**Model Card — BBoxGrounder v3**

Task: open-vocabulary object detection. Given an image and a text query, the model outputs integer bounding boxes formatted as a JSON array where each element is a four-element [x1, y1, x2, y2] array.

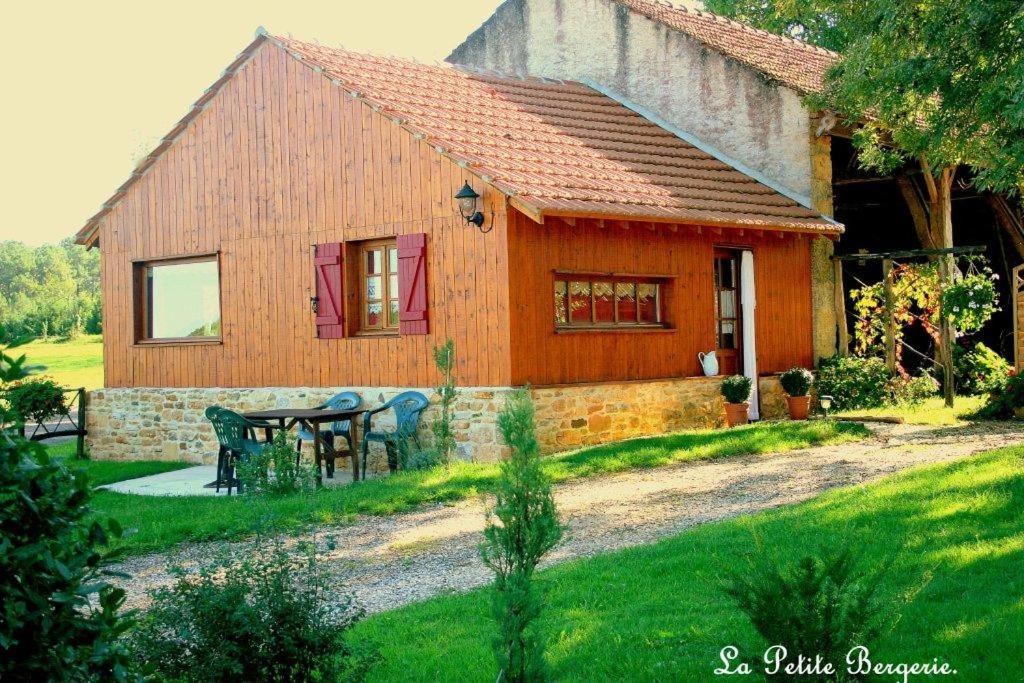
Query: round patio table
[[241, 407, 365, 483]]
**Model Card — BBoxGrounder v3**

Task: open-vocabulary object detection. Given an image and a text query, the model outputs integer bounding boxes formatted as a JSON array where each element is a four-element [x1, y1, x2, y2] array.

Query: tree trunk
[[924, 164, 957, 407]]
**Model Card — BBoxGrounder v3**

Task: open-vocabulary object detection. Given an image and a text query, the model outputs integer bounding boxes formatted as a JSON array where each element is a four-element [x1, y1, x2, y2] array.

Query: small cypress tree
[[480, 388, 563, 683], [431, 338, 458, 464]]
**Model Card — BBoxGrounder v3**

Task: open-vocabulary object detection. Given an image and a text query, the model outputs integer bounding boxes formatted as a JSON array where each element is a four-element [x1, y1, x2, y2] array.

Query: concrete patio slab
[[100, 465, 356, 496]]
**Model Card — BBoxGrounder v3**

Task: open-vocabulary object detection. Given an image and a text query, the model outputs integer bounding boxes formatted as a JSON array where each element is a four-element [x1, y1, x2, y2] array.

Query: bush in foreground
[[0, 343, 134, 680], [724, 549, 887, 682], [128, 543, 370, 682]]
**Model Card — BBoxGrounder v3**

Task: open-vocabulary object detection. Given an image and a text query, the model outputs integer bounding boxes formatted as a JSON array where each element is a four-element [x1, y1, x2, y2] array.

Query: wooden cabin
[[77, 31, 841, 463]]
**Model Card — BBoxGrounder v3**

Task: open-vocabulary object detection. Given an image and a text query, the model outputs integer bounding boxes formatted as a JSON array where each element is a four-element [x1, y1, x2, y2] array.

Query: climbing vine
[[848, 256, 998, 376]]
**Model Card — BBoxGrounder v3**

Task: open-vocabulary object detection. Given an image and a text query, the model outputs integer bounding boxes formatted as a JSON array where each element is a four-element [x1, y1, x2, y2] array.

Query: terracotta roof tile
[[612, 0, 839, 94], [272, 34, 838, 233]]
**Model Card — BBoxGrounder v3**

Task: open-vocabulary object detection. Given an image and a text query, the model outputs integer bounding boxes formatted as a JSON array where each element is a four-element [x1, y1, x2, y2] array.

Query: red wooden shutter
[[397, 233, 429, 335], [314, 242, 345, 339]]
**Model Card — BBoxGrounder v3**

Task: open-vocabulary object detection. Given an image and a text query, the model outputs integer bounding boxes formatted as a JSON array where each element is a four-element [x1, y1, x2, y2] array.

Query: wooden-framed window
[[134, 254, 221, 343], [359, 239, 400, 332], [553, 275, 665, 328]]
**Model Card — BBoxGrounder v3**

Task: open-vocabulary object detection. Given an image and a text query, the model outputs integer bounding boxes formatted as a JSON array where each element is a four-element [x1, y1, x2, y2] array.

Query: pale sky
[[0, 0, 504, 246]]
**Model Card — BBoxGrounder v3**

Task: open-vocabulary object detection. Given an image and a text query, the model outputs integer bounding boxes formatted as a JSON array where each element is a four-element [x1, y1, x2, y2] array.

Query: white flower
[[954, 306, 961, 312]]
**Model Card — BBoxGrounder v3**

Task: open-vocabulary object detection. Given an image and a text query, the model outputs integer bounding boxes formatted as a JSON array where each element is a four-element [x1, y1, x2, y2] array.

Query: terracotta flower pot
[[724, 402, 750, 427], [786, 395, 811, 421]]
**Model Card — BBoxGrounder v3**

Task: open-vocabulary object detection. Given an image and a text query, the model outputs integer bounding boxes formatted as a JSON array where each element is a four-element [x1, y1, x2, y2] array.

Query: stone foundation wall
[[86, 386, 512, 469], [532, 375, 788, 453], [86, 376, 789, 465]]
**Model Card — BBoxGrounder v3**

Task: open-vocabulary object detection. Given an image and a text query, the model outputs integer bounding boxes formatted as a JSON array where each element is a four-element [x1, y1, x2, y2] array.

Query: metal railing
[[10, 387, 88, 458]]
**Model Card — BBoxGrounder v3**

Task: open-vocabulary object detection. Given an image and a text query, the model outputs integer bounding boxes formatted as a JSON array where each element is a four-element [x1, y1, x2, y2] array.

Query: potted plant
[[720, 375, 753, 427], [779, 367, 814, 420]]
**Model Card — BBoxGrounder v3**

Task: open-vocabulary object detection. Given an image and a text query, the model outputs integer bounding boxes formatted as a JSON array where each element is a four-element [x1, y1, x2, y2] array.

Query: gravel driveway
[[112, 421, 1024, 615]]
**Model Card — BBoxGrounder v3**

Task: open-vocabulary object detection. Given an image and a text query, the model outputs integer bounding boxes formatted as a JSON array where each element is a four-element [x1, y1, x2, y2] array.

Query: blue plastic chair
[[360, 391, 430, 474], [295, 391, 362, 465]]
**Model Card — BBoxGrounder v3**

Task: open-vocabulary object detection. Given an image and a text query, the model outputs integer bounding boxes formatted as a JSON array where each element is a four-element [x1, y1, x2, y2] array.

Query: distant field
[[18, 334, 103, 390]]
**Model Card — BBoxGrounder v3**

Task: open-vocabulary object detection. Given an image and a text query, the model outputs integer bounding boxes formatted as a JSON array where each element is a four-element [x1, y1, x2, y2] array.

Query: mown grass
[[79, 420, 868, 557], [48, 440, 190, 486], [351, 445, 1024, 682], [19, 334, 103, 390], [835, 395, 988, 426]]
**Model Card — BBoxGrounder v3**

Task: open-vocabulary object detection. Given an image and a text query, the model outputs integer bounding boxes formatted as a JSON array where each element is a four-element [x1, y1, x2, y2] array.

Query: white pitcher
[[698, 351, 719, 377]]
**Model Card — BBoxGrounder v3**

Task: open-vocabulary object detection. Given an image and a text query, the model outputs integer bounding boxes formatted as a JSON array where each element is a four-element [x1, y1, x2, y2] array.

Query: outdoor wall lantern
[[455, 182, 491, 233]]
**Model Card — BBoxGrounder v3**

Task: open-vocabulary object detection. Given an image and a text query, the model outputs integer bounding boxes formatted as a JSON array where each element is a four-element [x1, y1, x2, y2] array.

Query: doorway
[[714, 248, 743, 375]]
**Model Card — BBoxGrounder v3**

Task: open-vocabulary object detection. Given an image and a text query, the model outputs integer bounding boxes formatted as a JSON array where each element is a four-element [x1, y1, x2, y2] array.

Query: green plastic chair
[[216, 409, 271, 494], [360, 391, 429, 475]]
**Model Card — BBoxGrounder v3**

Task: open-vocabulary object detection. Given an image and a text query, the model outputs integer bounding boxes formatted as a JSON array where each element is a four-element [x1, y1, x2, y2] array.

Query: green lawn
[[351, 445, 1024, 682], [80, 420, 868, 557], [836, 395, 988, 426], [48, 441, 190, 486], [19, 334, 103, 390]]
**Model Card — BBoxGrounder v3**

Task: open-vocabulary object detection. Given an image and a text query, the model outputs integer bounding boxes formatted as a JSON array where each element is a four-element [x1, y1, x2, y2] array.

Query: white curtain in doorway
[[740, 250, 759, 420]]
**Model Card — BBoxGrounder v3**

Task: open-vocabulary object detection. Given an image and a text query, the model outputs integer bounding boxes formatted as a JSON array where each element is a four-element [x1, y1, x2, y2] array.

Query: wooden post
[[938, 256, 956, 407], [833, 259, 850, 356], [882, 258, 897, 373], [76, 388, 87, 459]]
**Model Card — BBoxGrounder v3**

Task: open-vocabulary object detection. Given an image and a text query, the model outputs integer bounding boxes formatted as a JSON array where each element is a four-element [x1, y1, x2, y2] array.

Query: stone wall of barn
[[449, 0, 815, 200], [85, 376, 788, 466]]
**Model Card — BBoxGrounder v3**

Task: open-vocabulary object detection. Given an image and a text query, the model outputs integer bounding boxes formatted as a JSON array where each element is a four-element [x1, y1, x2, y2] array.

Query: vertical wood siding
[[99, 42, 511, 389], [506, 212, 814, 386]]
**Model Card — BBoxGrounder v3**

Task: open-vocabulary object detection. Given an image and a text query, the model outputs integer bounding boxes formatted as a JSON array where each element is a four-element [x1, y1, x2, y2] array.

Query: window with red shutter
[[397, 233, 429, 335], [314, 242, 345, 339]]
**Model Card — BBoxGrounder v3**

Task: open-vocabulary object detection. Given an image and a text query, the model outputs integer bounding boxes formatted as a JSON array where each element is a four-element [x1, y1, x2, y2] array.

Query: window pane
[[389, 273, 399, 299], [554, 281, 568, 325], [366, 248, 382, 275], [569, 281, 592, 324], [716, 258, 735, 289], [366, 275, 382, 300], [387, 247, 398, 274], [720, 321, 737, 349], [389, 300, 399, 327], [719, 290, 736, 318], [616, 282, 637, 323], [367, 302, 383, 327], [637, 283, 659, 324], [148, 260, 220, 338], [593, 282, 614, 323]]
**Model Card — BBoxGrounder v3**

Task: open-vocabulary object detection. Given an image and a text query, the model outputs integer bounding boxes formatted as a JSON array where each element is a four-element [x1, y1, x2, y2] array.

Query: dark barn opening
[[830, 136, 1022, 369]]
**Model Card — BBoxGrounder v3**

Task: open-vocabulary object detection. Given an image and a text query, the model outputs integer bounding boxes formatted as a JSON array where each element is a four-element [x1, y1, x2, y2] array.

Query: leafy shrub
[[128, 543, 371, 682], [779, 367, 813, 397], [816, 355, 892, 411], [974, 371, 1024, 420], [887, 372, 939, 405], [5, 376, 66, 424], [237, 430, 316, 495], [954, 342, 1011, 395], [724, 550, 887, 682], [721, 375, 753, 404], [1, 427, 135, 680], [481, 388, 563, 683], [0, 344, 134, 680]]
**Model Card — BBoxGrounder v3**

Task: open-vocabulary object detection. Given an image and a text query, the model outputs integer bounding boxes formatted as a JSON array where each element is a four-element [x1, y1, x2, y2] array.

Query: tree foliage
[[807, 0, 1024, 194], [481, 389, 563, 682], [702, 0, 853, 51], [0, 238, 101, 342]]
